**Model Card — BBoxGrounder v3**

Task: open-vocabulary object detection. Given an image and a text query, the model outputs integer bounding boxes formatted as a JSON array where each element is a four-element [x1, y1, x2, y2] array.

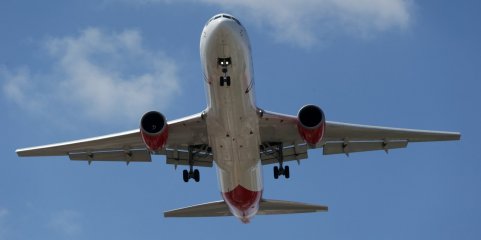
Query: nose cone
[[222, 185, 262, 222], [210, 18, 239, 40]]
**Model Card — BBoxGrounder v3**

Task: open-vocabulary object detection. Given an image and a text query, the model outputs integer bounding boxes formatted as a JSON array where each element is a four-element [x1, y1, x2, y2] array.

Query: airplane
[[16, 13, 461, 223]]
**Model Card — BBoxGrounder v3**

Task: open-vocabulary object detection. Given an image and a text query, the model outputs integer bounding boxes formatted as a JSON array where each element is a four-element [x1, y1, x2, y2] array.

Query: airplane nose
[[211, 19, 238, 39]]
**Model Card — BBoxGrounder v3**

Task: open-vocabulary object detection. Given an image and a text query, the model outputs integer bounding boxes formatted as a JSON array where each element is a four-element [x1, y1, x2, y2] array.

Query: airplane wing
[[16, 112, 212, 166], [258, 110, 460, 162]]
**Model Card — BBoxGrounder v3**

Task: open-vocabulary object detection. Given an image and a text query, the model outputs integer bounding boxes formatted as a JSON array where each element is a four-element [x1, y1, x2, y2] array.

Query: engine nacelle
[[297, 105, 326, 145], [140, 111, 168, 152]]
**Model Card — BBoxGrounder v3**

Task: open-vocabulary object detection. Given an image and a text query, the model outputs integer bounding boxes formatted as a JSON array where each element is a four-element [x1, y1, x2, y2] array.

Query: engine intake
[[140, 111, 168, 152], [297, 105, 325, 145]]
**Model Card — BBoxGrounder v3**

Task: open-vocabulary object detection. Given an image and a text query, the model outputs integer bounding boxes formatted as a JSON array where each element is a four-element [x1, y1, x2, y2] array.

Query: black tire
[[220, 76, 224, 86], [183, 170, 189, 182], [285, 165, 290, 179], [273, 166, 279, 179], [226, 76, 231, 86], [194, 169, 200, 182]]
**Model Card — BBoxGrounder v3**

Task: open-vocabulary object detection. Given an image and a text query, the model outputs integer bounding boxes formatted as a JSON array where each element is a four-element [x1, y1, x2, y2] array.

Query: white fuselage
[[200, 14, 262, 221]]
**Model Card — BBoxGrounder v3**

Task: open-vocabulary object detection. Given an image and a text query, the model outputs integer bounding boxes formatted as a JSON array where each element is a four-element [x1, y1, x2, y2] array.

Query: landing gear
[[193, 169, 200, 182], [268, 142, 291, 179], [182, 169, 200, 183], [220, 76, 231, 86], [218, 57, 232, 87], [273, 165, 290, 179], [182, 146, 202, 183], [183, 169, 189, 182]]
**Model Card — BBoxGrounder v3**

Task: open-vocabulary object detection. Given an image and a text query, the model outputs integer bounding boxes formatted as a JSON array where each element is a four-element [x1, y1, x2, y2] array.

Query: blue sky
[[0, 0, 479, 239]]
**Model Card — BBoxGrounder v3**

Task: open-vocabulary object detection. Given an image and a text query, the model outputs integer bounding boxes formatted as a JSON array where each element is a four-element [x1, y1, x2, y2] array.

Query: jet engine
[[140, 111, 168, 152], [297, 105, 325, 145]]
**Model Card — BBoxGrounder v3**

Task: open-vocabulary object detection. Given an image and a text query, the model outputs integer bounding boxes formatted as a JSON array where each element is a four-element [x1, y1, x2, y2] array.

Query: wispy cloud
[[202, 0, 412, 46], [1, 28, 180, 123], [114, 0, 412, 47], [48, 210, 83, 236]]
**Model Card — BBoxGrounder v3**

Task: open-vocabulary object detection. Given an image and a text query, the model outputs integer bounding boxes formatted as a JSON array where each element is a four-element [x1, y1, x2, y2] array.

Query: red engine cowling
[[297, 105, 326, 145], [140, 111, 168, 152]]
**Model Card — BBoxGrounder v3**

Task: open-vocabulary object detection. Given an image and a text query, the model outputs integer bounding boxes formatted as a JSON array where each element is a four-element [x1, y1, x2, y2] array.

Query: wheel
[[284, 165, 290, 179], [194, 169, 200, 182], [226, 76, 231, 86], [273, 166, 279, 179], [220, 76, 225, 86], [183, 170, 189, 182]]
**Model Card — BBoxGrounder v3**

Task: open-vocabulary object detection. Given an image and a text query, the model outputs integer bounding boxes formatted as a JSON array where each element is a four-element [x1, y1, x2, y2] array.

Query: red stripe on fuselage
[[222, 185, 262, 222]]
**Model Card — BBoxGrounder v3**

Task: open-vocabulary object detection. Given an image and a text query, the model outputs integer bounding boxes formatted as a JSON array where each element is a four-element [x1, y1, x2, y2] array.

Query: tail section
[[164, 199, 328, 218]]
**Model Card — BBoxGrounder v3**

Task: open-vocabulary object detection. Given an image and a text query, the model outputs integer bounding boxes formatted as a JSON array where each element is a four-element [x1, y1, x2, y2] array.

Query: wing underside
[[16, 112, 211, 166], [258, 110, 460, 161]]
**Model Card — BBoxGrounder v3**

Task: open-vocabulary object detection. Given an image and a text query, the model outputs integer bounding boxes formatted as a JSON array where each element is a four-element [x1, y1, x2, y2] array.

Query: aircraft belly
[[202, 19, 262, 193], [207, 99, 262, 192]]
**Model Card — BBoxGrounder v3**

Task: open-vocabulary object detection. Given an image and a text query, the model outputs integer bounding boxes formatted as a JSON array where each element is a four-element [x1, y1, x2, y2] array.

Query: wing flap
[[165, 148, 213, 167], [323, 140, 408, 155], [69, 149, 152, 162], [260, 143, 308, 165]]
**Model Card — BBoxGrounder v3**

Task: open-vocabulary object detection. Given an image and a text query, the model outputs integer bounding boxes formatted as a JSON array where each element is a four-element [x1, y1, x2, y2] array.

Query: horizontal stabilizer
[[164, 200, 231, 217], [164, 199, 328, 217], [258, 199, 328, 215]]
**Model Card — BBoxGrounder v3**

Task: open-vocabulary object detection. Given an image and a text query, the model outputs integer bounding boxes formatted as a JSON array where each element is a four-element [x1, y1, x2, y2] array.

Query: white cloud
[[200, 0, 412, 46], [1, 67, 44, 113], [114, 0, 412, 47], [1, 28, 180, 122], [48, 210, 82, 236]]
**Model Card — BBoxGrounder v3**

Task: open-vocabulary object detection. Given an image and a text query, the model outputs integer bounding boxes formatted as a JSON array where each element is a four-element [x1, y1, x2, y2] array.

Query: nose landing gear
[[218, 57, 231, 87], [220, 76, 231, 87]]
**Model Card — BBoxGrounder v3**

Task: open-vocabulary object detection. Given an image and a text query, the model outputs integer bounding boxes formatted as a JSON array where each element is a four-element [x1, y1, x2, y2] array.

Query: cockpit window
[[232, 18, 242, 26], [206, 14, 243, 27], [222, 15, 243, 26]]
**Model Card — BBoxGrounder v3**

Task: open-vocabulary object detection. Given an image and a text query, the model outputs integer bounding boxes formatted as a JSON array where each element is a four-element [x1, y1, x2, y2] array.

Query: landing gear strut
[[271, 143, 290, 179], [183, 146, 201, 182]]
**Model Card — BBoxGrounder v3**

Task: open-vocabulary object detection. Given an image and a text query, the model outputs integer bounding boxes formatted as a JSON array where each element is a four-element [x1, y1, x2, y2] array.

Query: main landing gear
[[263, 142, 291, 179], [183, 169, 200, 183], [273, 165, 289, 179], [183, 146, 202, 183], [218, 57, 231, 87]]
